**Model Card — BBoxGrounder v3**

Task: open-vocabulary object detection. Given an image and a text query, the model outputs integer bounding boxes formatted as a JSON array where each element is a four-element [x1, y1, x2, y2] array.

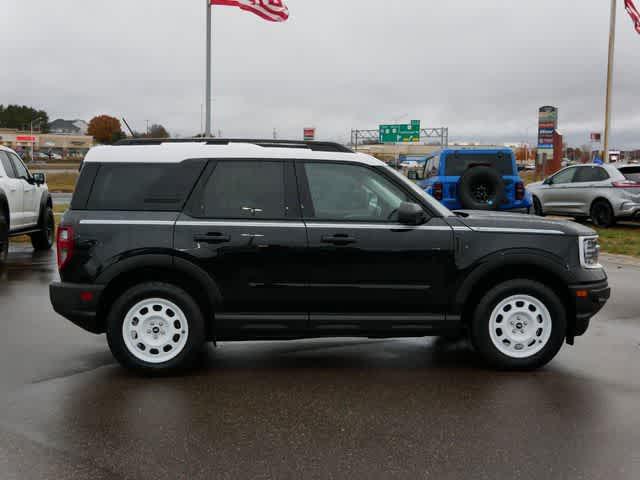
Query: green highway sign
[[379, 120, 421, 143]]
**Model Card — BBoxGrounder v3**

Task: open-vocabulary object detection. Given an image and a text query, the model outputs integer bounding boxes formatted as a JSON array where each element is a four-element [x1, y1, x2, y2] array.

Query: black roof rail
[[114, 138, 354, 153]]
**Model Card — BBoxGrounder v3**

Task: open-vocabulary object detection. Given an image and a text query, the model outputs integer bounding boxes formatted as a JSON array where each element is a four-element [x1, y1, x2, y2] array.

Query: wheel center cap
[[516, 322, 523, 329], [152, 326, 160, 334]]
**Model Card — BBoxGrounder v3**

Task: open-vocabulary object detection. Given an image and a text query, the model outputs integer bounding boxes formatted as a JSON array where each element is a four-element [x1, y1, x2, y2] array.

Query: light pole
[[604, 0, 617, 162], [30, 116, 44, 162]]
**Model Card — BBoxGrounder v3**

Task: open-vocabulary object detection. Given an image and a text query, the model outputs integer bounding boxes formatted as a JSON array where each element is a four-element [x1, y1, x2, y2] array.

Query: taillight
[[433, 182, 443, 201], [56, 226, 75, 271], [515, 181, 525, 200], [612, 181, 640, 188]]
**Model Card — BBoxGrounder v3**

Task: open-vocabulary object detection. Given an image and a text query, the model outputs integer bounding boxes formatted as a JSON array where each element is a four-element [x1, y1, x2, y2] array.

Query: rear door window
[[444, 153, 513, 176], [194, 160, 287, 219], [573, 166, 610, 183], [86, 161, 206, 211]]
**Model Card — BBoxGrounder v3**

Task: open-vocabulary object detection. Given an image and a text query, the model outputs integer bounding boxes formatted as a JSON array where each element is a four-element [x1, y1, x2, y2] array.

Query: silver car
[[528, 163, 640, 227]]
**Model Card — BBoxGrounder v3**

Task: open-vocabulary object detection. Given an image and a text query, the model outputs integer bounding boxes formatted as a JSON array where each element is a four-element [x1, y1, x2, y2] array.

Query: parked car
[[50, 139, 609, 373], [0, 146, 54, 263], [528, 163, 640, 227], [415, 148, 533, 213]]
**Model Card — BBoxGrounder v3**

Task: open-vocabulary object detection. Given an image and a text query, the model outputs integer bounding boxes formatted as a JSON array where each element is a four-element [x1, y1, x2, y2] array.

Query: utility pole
[[604, 0, 617, 162], [205, 0, 213, 137]]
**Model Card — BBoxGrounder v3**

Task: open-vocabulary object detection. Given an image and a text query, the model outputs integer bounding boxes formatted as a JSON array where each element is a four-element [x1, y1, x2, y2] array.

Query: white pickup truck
[[0, 145, 54, 263]]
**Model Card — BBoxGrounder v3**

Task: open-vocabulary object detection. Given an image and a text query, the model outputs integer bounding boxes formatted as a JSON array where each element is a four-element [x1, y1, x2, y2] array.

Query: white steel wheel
[[122, 297, 189, 364], [488, 294, 552, 359]]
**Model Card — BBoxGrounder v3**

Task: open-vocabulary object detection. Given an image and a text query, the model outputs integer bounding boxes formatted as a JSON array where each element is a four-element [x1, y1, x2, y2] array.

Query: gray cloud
[[1, 0, 638, 148]]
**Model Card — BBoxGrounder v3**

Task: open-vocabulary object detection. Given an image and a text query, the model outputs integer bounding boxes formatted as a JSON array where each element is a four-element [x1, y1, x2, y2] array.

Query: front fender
[[453, 248, 571, 312]]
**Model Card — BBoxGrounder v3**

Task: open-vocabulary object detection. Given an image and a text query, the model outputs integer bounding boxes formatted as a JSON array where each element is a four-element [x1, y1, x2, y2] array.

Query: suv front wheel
[[106, 282, 206, 373], [471, 279, 566, 370]]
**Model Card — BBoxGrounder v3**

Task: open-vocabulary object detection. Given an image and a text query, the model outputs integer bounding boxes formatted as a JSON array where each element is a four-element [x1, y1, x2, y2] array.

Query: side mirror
[[32, 172, 46, 185], [398, 202, 427, 226], [543, 177, 552, 185]]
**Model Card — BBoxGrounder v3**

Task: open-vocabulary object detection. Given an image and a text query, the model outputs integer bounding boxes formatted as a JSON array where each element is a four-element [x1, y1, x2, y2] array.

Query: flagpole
[[604, 0, 617, 162], [205, 0, 212, 137]]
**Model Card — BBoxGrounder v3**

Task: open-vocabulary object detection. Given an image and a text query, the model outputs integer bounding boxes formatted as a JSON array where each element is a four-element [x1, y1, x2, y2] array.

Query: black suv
[[49, 139, 610, 373]]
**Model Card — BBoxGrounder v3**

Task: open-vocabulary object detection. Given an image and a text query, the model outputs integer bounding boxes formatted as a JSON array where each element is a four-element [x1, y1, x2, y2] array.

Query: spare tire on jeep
[[458, 166, 505, 210]]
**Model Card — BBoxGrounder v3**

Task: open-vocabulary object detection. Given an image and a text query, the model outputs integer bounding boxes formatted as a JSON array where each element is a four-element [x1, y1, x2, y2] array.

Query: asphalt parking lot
[[1, 246, 639, 479]]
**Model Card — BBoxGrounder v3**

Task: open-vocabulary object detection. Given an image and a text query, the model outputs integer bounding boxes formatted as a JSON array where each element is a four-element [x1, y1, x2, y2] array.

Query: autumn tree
[[87, 115, 124, 144]]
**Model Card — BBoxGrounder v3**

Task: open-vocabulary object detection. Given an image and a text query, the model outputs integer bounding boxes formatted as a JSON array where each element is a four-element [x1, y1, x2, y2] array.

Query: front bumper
[[567, 280, 610, 342], [49, 282, 105, 334]]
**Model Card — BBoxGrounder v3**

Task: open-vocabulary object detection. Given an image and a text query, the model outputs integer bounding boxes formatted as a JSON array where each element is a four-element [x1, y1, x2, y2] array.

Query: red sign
[[16, 135, 36, 142], [590, 132, 602, 142], [303, 128, 315, 141]]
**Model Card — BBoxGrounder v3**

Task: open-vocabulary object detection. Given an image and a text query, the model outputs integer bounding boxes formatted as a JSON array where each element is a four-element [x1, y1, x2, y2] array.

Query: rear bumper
[[567, 280, 611, 340], [49, 282, 105, 334]]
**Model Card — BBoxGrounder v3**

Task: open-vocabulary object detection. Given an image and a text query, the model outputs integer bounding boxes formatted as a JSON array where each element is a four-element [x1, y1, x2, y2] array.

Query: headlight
[[579, 236, 601, 269]]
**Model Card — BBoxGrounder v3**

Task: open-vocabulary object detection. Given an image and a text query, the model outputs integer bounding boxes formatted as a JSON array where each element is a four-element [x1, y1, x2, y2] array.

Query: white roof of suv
[[84, 140, 383, 166]]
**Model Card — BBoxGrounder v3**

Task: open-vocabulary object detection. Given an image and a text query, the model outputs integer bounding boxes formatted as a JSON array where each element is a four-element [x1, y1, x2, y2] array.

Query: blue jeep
[[416, 148, 532, 212]]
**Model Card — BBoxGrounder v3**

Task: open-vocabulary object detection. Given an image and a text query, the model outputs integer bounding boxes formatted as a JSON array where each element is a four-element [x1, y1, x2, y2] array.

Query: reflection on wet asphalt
[[1, 246, 639, 479]]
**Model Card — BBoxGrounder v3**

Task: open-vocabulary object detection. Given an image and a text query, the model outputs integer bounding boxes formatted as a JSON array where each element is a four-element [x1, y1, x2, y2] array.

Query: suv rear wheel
[[106, 282, 206, 373], [30, 207, 54, 251], [471, 279, 566, 370]]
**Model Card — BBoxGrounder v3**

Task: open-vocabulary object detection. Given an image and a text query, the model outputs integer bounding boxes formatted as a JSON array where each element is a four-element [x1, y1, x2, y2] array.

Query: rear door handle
[[194, 232, 231, 244], [321, 234, 357, 245]]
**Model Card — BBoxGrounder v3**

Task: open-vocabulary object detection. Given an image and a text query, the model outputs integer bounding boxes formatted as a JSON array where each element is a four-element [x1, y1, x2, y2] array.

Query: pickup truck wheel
[[471, 279, 566, 370], [590, 200, 615, 228], [30, 207, 54, 251], [0, 214, 8, 264], [106, 282, 206, 374]]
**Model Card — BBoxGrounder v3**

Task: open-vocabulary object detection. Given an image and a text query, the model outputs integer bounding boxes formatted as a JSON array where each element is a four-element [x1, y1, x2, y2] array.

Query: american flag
[[211, 0, 289, 22], [626, 0, 640, 34]]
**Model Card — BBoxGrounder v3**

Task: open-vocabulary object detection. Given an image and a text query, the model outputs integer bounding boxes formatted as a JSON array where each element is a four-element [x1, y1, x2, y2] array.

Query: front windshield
[[381, 164, 453, 217]]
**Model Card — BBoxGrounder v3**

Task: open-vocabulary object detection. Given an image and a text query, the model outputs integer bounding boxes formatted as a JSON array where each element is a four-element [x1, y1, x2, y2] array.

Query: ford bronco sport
[[49, 139, 610, 373]]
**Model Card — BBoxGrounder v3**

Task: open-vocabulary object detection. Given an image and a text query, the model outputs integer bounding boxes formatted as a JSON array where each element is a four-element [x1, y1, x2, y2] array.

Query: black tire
[[458, 166, 505, 210], [533, 196, 544, 217], [106, 282, 206, 374], [590, 200, 616, 228], [30, 207, 54, 251], [470, 279, 567, 370], [0, 213, 8, 264]]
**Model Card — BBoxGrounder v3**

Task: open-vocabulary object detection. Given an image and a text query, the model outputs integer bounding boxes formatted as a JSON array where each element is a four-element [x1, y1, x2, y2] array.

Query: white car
[[0, 146, 54, 263], [528, 163, 640, 227]]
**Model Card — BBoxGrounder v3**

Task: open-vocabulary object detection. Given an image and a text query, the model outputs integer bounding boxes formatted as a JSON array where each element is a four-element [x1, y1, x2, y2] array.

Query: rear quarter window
[[84, 160, 206, 211], [620, 166, 640, 182], [444, 153, 514, 176]]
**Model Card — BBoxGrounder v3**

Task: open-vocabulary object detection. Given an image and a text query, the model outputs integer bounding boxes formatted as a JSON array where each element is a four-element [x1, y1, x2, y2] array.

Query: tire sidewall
[[471, 279, 566, 370], [459, 167, 505, 210], [591, 201, 614, 228], [0, 215, 8, 263], [106, 282, 205, 373], [533, 197, 544, 216]]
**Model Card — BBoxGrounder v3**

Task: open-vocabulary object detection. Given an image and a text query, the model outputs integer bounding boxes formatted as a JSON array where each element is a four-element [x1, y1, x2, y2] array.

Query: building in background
[[48, 119, 89, 135], [0, 128, 93, 159]]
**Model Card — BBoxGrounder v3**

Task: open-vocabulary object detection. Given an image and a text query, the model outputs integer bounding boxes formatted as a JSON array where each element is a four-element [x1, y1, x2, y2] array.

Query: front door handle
[[321, 234, 357, 245], [194, 232, 231, 244]]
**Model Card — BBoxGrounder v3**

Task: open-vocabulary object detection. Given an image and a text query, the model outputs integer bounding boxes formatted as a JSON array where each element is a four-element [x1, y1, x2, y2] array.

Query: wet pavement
[[1, 246, 639, 479]]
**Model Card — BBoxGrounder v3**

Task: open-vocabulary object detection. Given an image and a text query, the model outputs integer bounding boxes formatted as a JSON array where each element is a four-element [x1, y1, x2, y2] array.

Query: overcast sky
[[2, 0, 639, 148]]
